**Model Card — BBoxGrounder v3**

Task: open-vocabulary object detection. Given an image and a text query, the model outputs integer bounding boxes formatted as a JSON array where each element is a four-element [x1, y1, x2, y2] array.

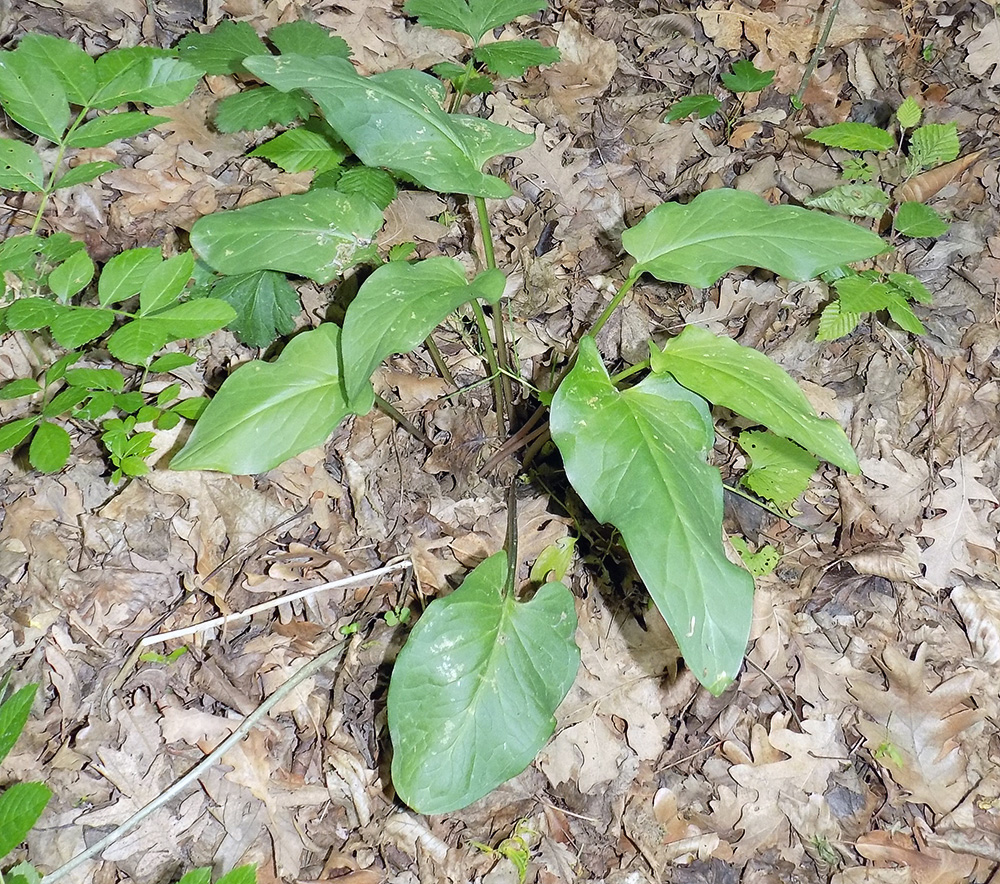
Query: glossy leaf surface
[[389, 551, 579, 813], [244, 54, 533, 198], [190, 189, 382, 283], [550, 337, 753, 693], [649, 324, 860, 472], [172, 324, 361, 474], [622, 189, 888, 287]]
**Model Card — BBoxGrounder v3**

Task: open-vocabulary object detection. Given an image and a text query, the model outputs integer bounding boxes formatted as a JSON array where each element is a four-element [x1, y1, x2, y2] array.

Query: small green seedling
[[384, 606, 411, 627], [665, 59, 775, 134], [728, 537, 779, 578], [470, 819, 537, 884], [139, 646, 189, 665]]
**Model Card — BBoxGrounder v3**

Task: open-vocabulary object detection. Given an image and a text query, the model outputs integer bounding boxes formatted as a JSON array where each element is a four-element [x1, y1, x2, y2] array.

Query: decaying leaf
[[951, 580, 1000, 664]]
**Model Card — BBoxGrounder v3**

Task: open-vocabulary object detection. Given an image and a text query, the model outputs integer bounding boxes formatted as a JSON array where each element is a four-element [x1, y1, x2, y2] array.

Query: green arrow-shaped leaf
[[388, 551, 579, 813], [244, 54, 533, 198], [190, 189, 382, 283], [341, 259, 504, 401], [622, 188, 888, 287], [171, 323, 365, 474], [649, 324, 859, 472], [550, 337, 753, 694]]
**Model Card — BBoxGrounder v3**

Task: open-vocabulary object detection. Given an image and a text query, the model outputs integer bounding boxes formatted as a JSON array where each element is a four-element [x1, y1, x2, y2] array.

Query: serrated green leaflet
[[896, 96, 921, 129], [15, 35, 96, 107], [176, 20, 268, 75], [0, 684, 37, 764], [664, 94, 722, 122], [404, 0, 546, 43], [804, 183, 890, 219], [248, 126, 348, 174], [342, 259, 504, 401], [0, 49, 70, 141], [99, 247, 163, 306], [816, 299, 861, 340], [0, 138, 44, 191], [388, 551, 579, 813], [49, 307, 114, 349], [0, 781, 51, 855], [650, 324, 859, 472], [0, 379, 41, 400], [107, 319, 170, 364], [908, 123, 959, 171], [191, 189, 382, 283], [5, 298, 56, 330], [172, 324, 366, 474], [551, 337, 753, 693], [720, 59, 774, 93], [0, 418, 37, 452], [207, 270, 299, 347], [622, 189, 888, 287], [47, 249, 95, 299], [806, 121, 895, 152], [893, 201, 949, 238], [269, 21, 351, 58], [139, 251, 194, 315], [474, 39, 559, 77], [738, 430, 817, 507], [53, 161, 118, 189], [65, 368, 124, 391], [66, 112, 170, 148], [90, 49, 200, 109], [214, 86, 314, 132], [335, 166, 397, 209], [244, 55, 533, 198]]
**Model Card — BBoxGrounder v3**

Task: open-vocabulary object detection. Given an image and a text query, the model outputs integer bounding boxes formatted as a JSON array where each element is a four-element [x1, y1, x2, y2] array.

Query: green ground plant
[[0, 0, 894, 819], [664, 58, 775, 132]]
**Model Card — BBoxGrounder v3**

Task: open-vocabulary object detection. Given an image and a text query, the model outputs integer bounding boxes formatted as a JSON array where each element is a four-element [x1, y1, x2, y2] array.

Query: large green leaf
[[0, 48, 70, 141], [91, 49, 200, 109], [171, 324, 365, 474], [0, 684, 36, 765], [207, 269, 299, 347], [176, 20, 268, 75], [190, 189, 382, 284], [0, 138, 44, 192], [341, 259, 504, 401], [388, 551, 579, 814], [15, 35, 96, 107], [403, 0, 546, 43], [621, 189, 888, 287], [550, 337, 753, 694], [244, 55, 533, 198], [0, 781, 51, 856], [649, 324, 859, 472]]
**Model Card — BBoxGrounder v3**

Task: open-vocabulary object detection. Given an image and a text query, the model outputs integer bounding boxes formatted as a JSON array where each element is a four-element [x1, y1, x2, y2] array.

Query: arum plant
[[168, 2, 887, 813]]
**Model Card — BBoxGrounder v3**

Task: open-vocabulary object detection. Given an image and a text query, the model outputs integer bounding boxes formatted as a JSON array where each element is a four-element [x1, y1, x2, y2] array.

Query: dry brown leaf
[[962, 19, 1000, 85], [950, 580, 1000, 664], [856, 827, 977, 884], [859, 450, 929, 526], [849, 644, 983, 814]]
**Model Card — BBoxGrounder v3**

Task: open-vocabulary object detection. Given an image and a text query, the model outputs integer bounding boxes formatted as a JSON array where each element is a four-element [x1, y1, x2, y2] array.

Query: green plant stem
[[610, 359, 649, 386], [40, 638, 349, 884], [469, 299, 507, 437], [448, 57, 476, 113], [374, 393, 434, 449], [794, 0, 840, 107], [504, 479, 518, 595], [424, 334, 457, 388], [30, 107, 91, 234], [589, 274, 639, 341]]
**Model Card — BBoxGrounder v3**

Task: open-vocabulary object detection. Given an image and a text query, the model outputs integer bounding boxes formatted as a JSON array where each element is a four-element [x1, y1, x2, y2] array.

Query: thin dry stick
[[40, 638, 350, 884]]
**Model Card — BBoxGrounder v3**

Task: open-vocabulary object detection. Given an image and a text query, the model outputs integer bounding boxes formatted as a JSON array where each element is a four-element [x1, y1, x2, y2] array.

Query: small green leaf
[[474, 40, 560, 78], [0, 781, 51, 855], [245, 54, 534, 198], [42, 233, 85, 262], [48, 249, 95, 299], [806, 121, 895, 152], [884, 293, 925, 335], [175, 869, 212, 884], [29, 420, 71, 472], [0, 234, 44, 273], [176, 21, 268, 75], [0, 684, 37, 764], [529, 536, 576, 584], [4, 860, 43, 884], [73, 391, 115, 420], [171, 323, 360, 474], [115, 392, 144, 413], [622, 189, 889, 288], [0, 138, 44, 191], [139, 251, 194, 315], [804, 183, 890, 219], [886, 271, 932, 304], [41, 386, 89, 417], [650, 324, 859, 472], [335, 166, 397, 210], [206, 270, 299, 348], [98, 247, 163, 306], [720, 59, 774, 93], [834, 274, 892, 313], [5, 297, 57, 330], [388, 552, 579, 813], [728, 537, 779, 577], [551, 338, 752, 694], [0, 48, 70, 140], [49, 306, 113, 349], [341, 260, 504, 402], [214, 86, 315, 133], [907, 122, 959, 171], [53, 161, 118, 189], [248, 125, 348, 174], [91, 49, 200, 109], [0, 417, 37, 451], [269, 21, 351, 59], [738, 430, 818, 507], [816, 299, 861, 341], [107, 319, 170, 365], [0, 378, 41, 400], [190, 189, 383, 284], [169, 397, 208, 419], [432, 62, 494, 94], [64, 368, 125, 392], [15, 35, 96, 106], [664, 94, 722, 122], [893, 201, 949, 238], [145, 298, 236, 339], [149, 352, 198, 372], [45, 352, 83, 384], [403, 0, 546, 43], [66, 112, 170, 148], [214, 864, 259, 884], [896, 96, 921, 129]]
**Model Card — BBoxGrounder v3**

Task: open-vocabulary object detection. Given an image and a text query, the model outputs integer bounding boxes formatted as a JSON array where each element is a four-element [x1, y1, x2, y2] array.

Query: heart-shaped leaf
[[244, 54, 533, 198], [389, 551, 579, 813], [550, 337, 753, 694], [649, 324, 859, 472], [172, 323, 367, 474], [190, 189, 382, 283], [622, 188, 888, 287], [341, 259, 505, 401]]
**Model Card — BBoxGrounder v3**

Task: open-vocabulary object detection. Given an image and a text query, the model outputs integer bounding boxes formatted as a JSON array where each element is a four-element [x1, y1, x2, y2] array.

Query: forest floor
[[1, 0, 999, 882]]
